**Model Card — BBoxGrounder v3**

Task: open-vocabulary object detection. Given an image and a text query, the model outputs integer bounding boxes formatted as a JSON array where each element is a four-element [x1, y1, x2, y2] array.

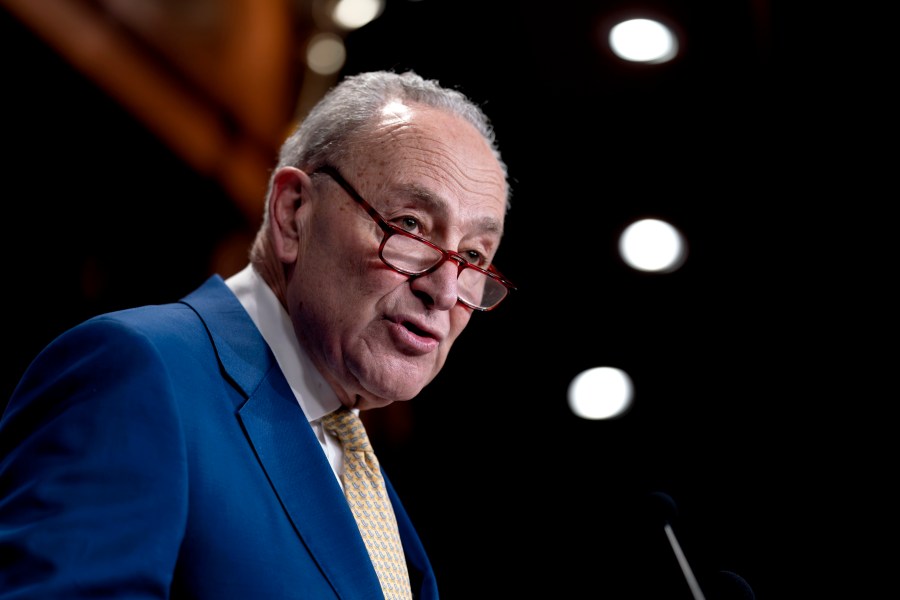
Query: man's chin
[[350, 351, 441, 405]]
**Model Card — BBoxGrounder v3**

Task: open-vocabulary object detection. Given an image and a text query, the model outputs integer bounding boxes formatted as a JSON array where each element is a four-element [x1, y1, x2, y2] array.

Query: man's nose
[[409, 259, 459, 310]]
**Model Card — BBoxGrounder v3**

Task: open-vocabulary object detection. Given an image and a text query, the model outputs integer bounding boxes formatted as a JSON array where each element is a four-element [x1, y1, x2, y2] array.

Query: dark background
[[2, 1, 889, 598]]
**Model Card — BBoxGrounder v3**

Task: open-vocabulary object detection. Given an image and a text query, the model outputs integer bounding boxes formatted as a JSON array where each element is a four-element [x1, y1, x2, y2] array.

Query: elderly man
[[0, 70, 515, 599]]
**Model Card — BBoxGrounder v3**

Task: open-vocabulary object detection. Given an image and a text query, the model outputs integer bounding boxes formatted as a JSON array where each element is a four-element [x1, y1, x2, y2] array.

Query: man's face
[[283, 103, 508, 409]]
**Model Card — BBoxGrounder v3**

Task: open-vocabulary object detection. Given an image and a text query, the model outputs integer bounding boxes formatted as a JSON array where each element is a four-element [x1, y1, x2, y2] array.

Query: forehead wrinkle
[[361, 106, 507, 233], [383, 120, 500, 185], [397, 181, 505, 237], [424, 142, 506, 203], [368, 107, 505, 193]]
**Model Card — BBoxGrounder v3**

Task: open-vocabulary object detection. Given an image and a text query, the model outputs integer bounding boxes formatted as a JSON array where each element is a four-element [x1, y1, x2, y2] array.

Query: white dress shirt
[[225, 264, 346, 485]]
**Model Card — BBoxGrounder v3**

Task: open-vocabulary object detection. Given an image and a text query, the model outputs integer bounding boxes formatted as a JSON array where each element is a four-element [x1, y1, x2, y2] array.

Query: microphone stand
[[663, 521, 706, 600]]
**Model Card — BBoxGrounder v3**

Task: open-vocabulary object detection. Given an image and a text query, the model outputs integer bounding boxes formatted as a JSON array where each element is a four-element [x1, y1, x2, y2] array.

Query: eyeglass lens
[[381, 235, 506, 309]]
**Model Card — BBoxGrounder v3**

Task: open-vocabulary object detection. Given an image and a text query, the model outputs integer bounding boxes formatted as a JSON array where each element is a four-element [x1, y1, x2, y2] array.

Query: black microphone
[[647, 492, 756, 600], [706, 570, 756, 600], [647, 491, 707, 600]]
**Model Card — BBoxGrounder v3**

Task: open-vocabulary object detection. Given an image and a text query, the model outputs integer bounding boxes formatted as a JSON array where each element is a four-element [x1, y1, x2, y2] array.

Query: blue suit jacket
[[0, 275, 438, 599]]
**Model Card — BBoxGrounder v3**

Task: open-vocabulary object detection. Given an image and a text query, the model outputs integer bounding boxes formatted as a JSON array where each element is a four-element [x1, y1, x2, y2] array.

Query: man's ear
[[269, 166, 313, 262]]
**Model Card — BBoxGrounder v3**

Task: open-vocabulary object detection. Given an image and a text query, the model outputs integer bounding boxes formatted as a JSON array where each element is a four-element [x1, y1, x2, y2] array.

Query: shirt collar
[[225, 264, 341, 422]]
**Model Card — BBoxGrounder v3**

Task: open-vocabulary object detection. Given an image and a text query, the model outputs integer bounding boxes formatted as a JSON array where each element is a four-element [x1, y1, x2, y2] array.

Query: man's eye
[[397, 216, 420, 233], [463, 249, 488, 267]]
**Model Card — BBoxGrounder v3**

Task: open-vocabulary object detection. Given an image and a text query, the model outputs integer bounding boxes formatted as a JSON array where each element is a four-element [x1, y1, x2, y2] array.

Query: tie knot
[[321, 407, 372, 453]]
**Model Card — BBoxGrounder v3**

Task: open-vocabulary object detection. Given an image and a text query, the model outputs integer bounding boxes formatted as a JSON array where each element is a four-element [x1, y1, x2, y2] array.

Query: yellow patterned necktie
[[321, 407, 413, 600]]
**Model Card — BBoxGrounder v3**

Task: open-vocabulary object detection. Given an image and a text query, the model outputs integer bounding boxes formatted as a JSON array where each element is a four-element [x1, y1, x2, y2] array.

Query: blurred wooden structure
[[1, 0, 340, 226]]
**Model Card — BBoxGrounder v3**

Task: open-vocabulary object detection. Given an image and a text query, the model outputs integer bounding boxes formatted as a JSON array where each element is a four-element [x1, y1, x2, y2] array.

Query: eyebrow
[[400, 182, 505, 237]]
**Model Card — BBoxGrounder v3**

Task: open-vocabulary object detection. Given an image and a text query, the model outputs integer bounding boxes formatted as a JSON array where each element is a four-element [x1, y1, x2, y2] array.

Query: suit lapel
[[180, 276, 383, 599], [239, 374, 383, 599]]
